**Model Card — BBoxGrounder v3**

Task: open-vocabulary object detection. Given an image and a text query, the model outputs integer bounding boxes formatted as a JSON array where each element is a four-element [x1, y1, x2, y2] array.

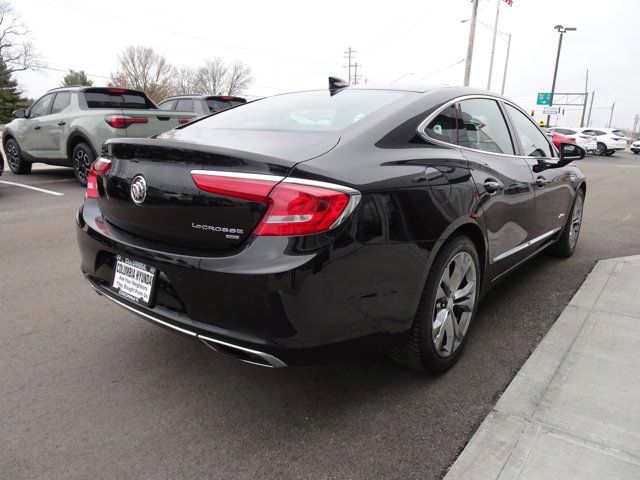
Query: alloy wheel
[[74, 149, 92, 184], [6, 142, 20, 170], [569, 195, 584, 248], [432, 252, 477, 358], [596, 143, 607, 156]]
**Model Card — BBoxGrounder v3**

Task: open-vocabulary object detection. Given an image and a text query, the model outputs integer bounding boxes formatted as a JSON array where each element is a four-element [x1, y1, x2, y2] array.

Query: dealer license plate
[[112, 256, 157, 306]]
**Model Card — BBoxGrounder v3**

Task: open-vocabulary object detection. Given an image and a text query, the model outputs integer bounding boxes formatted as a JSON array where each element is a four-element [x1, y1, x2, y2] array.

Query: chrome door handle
[[58, 121, 66, 126], [536, 176, 547, 188], [484, 179, 501, 194]]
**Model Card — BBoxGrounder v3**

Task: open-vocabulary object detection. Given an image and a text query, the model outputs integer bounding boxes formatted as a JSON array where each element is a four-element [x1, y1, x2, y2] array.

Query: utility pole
[[353, 62, 361, 85], [487, 0, 501, 90], [463, 0, 479, 86], [547, 25, 577, 127], [580, 69, 589, 127], [632, 114, 639, 138], [608, 102, 616, 128], [344, 47, 356, 84], [500, 33, 512, 95], [587, 91, 595, 127]]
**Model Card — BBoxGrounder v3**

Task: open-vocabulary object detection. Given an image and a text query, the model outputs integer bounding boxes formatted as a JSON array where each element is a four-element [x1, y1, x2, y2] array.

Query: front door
[[457, 98, 537, 278], [21, 93, 55, 157], [503, 103, 574, 240]]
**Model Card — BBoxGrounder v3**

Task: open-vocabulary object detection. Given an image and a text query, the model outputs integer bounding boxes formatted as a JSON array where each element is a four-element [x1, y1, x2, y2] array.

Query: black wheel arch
[[67, 132, 97, 160]]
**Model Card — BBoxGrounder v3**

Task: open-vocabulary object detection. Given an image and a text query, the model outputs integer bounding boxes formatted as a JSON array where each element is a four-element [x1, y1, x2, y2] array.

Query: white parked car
[[631, 140, 640, 154], [577, 128, 627, 156], [546, 127, 598, 153]]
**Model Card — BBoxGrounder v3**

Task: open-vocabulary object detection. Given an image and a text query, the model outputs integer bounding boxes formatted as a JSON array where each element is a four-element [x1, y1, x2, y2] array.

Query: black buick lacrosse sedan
[[77, 79, 586, 372]]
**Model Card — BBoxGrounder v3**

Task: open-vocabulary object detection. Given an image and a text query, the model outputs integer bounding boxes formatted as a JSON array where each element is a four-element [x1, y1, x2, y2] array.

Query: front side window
[[458, 99, 514, 155], [29, 94, 54, 118], [505, 104, 552, 158], [158, 100, 175, 111], [424, 104, 458, 144], [186, 89, 407, 132], [51, 92, 71, 114]]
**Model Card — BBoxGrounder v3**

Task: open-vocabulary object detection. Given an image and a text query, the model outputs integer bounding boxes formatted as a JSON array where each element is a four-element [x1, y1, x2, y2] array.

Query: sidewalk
[[445, 255, 640, 479]]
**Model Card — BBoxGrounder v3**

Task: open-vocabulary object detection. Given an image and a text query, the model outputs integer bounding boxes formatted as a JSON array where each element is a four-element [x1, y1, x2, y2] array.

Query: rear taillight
[[579, 135, 590, 139], [105, 115, 149, 129], [190, 172, 360, 236], [86, 158, 111, 199], [179, 117, 194, 124]]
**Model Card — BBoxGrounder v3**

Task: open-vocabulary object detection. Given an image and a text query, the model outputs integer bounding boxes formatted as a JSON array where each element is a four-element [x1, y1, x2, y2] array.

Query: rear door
[[458, 98, 537, 275], [503, 102, 573, 241]]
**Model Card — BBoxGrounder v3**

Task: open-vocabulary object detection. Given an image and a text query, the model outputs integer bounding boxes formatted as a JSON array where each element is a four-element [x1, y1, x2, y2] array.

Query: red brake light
[[254, 182, 354, 236], [190, 172, 360, 236], [219, 96, 235, 101], [179, 117, 194, 124], [86, 158, 111, 199], [107, 88, 127, 94], [105, 115, 148, 129]]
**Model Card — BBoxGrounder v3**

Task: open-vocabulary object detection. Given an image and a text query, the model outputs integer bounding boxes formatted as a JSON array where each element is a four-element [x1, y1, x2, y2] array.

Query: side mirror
[[558, 142, 586, 166], [12, 109, 26, 119]]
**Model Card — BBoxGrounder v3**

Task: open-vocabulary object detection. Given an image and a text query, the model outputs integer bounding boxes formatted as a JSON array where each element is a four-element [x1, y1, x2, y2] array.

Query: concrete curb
[[445, 255, 640, 479]]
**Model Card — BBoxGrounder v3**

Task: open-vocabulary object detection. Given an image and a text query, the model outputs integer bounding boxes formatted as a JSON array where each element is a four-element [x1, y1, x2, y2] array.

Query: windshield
[[189, 89, 406, 132]]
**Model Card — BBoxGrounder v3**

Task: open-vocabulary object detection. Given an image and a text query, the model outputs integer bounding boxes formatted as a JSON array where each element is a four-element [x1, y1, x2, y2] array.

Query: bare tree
[[224, 62, 252, 95], [194, 58, 228, 95], [0, 1, 39, 74], [110, 46, 175, 103], [170, 66, 198, 95]]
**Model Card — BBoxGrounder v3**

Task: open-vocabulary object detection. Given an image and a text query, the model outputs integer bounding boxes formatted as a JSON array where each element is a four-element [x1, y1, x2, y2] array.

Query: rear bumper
[[76, 201, 430, 366]]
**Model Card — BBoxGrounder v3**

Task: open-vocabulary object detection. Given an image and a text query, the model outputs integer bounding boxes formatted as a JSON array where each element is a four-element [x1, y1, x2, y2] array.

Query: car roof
[[161, 94, 246, 101]]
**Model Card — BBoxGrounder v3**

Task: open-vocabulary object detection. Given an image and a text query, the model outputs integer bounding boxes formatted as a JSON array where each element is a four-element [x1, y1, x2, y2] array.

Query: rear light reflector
[[105, 115, 149, 129], [190, 172, 361, 236], [86, 157, 111, 199]]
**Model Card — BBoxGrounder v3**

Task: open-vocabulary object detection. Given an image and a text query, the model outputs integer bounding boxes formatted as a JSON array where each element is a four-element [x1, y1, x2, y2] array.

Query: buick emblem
[[130, 175, 147, 205]]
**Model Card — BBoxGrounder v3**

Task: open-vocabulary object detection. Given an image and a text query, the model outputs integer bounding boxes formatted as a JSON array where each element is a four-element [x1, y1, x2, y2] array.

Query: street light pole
[[487, 0, 501, 90], [500, 34, 511, 95], [547, 25, 576, 127], [463, 0, 479, 86]]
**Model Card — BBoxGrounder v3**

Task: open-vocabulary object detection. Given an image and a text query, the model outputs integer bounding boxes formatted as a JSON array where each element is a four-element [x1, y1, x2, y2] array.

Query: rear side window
[[458, 99, 514, 155], [158, 100, 175, 111], [175, 99, 195, 111], [555, 128, 576, 135], [505, 104, 552, 158], [83, 89, 155, 109], [612, 129, 626, 137], [424, 104, 458, 144], [207, 99, 245, 112], [51, 92, 71, 114], [592, 130, 606, 136]]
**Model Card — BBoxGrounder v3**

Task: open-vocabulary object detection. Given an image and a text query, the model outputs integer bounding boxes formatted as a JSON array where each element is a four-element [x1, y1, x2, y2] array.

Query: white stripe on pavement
[[0, 180, 64, 196]]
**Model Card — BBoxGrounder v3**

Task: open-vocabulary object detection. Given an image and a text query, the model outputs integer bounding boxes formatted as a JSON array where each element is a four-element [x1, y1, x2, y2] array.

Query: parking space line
[[0, 180, 64, 196]]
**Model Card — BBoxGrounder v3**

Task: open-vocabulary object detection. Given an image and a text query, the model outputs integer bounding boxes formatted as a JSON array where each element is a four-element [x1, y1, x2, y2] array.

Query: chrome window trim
[[281, 177, 361, 195], [492, 228, 561, 262], [416, 94, 556, 160], [190, 170, 285, 183]]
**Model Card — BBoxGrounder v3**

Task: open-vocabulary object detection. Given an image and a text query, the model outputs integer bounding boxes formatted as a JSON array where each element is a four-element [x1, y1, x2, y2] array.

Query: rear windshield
[[189, 90, 406, 132], [83, 89, 155, 109], [612, 129, 626, 137], [206, 99, 245, 112]]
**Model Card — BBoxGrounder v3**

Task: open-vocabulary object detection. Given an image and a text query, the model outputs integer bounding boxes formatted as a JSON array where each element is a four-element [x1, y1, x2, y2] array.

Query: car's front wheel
[[390, 235, 480, 372], [596, 142, 607, 156], [5, 138, 32, 174], [72, 143, 95, 187], [550, 189, 585, 258]]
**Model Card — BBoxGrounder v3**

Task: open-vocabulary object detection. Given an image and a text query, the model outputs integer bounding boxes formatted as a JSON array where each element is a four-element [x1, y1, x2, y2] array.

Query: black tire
[[72, 142, 95, 187], [605, 150, 615, 156], [633, 151, 639, 155], [389, 236, 480, 373], [596, 142, 607, 156], [550, 189, 585, 258], [5, 138, 32, 174]]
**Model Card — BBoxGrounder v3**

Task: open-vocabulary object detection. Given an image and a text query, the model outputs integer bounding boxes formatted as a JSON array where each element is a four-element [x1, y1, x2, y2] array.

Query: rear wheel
[[605, 150, 615, 156], [5, 138, 32, 174], [72, 142, 95, 187], [550, 189, 584, 258], [389, 236, 480, 373], [596, 142, 607, 156]]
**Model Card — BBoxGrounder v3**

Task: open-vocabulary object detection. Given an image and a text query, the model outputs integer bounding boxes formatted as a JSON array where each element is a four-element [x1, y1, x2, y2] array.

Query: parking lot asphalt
[[2, 153, 640, 480]]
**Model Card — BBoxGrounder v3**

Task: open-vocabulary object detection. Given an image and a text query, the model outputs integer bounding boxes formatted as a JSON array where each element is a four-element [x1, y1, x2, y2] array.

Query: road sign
[[537, 92, 552, 105], [543, 106, 560, 115]]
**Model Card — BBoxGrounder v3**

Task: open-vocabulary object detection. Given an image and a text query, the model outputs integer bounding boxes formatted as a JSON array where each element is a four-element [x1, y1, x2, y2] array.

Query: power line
[[414, 58, 465, 83]]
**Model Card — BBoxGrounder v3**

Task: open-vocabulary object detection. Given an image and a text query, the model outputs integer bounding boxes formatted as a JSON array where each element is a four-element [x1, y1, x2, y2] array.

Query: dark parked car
[[76, 80, 586, 372], [157, 95, 247, 118]]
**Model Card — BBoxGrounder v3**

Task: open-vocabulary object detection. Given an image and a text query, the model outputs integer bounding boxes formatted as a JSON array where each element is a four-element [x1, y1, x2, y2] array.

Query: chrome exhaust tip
[[198, 335, 287, 368]]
